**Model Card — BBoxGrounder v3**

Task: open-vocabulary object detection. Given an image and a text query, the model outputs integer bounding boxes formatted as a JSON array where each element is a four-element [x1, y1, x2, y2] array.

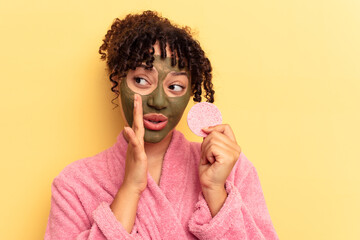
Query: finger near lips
[[124, 126, 146, 159], [132, 94, 145, 141], [124, 126, 138, 147]]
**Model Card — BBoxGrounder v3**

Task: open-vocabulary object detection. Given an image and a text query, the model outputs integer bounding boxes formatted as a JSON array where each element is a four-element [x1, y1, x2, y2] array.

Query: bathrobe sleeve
[[188, 161, 278, 240], [45, 176, 141, 240]]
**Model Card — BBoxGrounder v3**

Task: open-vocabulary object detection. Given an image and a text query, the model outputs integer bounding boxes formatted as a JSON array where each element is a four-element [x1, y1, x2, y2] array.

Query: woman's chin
[[144, 129, 173, 144]]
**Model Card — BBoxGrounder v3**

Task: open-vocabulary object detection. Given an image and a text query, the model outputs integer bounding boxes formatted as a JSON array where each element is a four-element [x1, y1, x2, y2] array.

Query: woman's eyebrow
[[170, 71, 188, 77], [138, 64, 154, 71]]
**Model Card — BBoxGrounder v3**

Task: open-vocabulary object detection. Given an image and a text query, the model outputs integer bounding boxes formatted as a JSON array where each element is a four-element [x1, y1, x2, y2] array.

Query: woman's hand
[[122, 94, 148, 195], [111, 94, 147, 232], [199, 124, 241, 216]]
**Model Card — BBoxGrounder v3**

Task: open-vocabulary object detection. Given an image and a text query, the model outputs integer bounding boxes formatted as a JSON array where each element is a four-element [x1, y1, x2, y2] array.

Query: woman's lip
[[143, 113, 168, 131], [143, 113, 168, 122], [143, 119, 168, 131]]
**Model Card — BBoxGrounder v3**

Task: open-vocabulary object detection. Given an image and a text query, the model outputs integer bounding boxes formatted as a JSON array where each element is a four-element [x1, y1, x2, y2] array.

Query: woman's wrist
[[110, 183, 142, 233], [201, 185, 228, 217], [121, 181, 144, 197]]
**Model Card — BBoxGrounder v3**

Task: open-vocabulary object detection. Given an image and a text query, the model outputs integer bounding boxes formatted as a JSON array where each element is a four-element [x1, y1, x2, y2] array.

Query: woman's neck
[[144, 130, 173, 165]]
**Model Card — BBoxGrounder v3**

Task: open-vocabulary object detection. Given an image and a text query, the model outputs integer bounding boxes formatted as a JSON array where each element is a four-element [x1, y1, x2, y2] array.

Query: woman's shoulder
[[53, 141, 125, 189], [54, 149, 107, 182]]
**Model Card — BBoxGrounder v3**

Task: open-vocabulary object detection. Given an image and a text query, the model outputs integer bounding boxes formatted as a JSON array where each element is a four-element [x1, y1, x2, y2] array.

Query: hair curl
[[99, 10, 214, 107]]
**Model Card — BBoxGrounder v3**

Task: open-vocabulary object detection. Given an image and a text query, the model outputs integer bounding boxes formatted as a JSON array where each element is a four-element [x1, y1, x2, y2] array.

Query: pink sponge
[[187, 102, 222, 137]]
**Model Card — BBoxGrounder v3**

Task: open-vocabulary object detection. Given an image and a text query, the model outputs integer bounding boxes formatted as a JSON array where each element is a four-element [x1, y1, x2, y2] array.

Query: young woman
[[45, 11, 278, 239]]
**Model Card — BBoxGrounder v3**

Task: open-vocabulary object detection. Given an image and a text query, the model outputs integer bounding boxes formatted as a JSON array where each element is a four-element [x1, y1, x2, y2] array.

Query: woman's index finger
[[132, 94, 145, 142]]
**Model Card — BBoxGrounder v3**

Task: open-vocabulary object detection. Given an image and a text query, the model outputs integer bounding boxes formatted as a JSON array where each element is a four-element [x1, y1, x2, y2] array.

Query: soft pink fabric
[[45, 130, 278, 239]]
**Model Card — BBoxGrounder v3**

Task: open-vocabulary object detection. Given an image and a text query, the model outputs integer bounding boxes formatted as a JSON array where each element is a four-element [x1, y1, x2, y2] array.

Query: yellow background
[[1, 0, 359, 239]]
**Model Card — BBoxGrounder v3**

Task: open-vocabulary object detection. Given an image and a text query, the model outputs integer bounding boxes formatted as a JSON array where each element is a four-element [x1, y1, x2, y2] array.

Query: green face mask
[[120, 56, 191, 143]]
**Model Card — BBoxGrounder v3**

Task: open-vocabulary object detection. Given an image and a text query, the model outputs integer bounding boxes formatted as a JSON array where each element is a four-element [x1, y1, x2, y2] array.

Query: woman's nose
[[147, 86, 169, 110]]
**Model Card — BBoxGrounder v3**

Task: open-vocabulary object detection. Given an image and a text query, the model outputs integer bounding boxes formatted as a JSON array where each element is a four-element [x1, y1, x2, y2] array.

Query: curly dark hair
[[99, 10, 214, 107]]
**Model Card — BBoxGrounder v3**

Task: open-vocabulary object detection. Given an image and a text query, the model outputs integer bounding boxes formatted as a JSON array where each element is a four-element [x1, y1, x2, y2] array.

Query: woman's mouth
[[143, 113, 168, 131]]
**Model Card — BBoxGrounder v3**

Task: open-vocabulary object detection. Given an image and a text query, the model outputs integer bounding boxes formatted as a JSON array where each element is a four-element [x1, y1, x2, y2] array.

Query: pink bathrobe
[[45, 130, 278, 239]]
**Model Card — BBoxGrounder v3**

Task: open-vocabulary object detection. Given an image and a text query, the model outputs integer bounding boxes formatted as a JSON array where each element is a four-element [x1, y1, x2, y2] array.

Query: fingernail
[[134, 95, 137, 108]]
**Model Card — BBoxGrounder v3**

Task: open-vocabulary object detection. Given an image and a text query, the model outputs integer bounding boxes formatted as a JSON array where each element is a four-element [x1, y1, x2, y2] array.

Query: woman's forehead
[[135, 56, 187, 75], [153, 41, 172, 57], [152, 56, 183, 73]]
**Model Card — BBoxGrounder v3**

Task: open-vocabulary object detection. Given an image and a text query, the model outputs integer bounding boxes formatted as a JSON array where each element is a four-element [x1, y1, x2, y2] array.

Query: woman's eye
[[134, 77, 148, 86], [169, 84, 184, 92]]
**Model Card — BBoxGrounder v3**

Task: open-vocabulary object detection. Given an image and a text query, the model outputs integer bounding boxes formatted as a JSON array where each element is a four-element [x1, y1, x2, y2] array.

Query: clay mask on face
[[120, 56, 191, 143]]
